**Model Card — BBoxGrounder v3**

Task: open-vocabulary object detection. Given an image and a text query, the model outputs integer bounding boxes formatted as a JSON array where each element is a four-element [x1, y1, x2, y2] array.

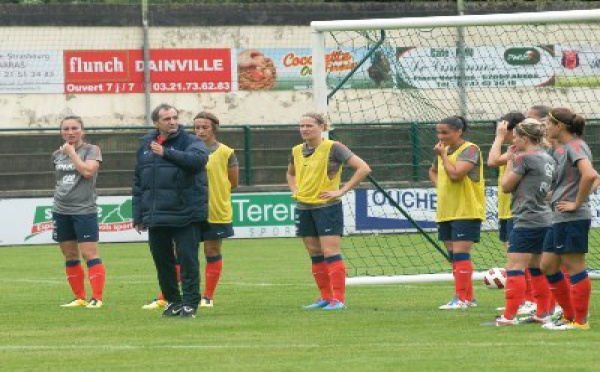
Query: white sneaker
[[495, 315, 519, 326], [517, 301, 537, 316], [199, 297, 213, 308], [439, 298, 468, 310], [542, 317, 571, 330], [552, 304, 563, 320]]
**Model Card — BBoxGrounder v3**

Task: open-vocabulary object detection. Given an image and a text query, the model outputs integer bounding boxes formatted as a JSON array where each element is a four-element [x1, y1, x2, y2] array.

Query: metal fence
[[3, 120, 600, 196]]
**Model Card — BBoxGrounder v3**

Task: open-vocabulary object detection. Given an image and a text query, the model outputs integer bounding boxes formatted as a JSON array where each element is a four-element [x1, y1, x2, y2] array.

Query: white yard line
[[0, 341, 595, 351]]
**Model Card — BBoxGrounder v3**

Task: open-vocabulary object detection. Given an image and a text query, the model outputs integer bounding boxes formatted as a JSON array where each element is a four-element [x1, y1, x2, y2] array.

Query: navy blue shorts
[[543, 226, 554, 253], [437, 219, 481, 243], [547, 220, 591, 254], [498, 218, 514, 243], [52, 212, 99, 243], [508, 226, 549, 254], [295, 203, 343, 237], [201, 222, 234, 241]]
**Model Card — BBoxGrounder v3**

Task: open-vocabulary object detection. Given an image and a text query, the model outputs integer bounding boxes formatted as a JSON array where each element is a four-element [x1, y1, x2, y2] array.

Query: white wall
[[0, 26, 314, 127]]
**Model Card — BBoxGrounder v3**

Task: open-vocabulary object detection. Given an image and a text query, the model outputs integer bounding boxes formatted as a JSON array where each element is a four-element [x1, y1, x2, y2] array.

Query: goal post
[[311, 9, 600, 284], [311, 9, 600, 32]]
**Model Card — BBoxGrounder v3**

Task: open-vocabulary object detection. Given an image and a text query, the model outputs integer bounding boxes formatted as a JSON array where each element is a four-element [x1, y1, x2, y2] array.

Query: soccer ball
[[483, 267, 507, 289]]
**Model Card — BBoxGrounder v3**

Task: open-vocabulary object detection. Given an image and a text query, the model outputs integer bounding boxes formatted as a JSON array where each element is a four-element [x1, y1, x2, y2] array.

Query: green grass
[[0, 238, 599, 371], [555, 75, 600, 88]]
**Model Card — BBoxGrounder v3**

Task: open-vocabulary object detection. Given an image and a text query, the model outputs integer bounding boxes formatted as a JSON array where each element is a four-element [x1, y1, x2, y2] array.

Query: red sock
[[203, 256, 223, 299], [453, 259, 473, 302], [465, 275, 474, 302], [571, 274, 591, 325], [87, 260, 105, 301], [547, 274, 574, 320], [326, 257, 346, 303], [503, 272, 526, 320], [549, 295, 556, 313], [65, 261, 86, 300], [529, 271, 551, 317], [524, 269, 534, 303], [450, 254, 458, 298], [311, 261, 332, 301]]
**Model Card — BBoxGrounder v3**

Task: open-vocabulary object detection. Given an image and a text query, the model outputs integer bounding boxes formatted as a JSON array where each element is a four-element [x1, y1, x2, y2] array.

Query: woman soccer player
[[488, 112, 537, 315], [487, 112, 525, 249], [52, 116, 105, 308], [287, 112, 371, 310], [493, 119, 555, 326], [429, 116, 485, 310], [194, 112, 239, 307], [541, 108, 597, 331]]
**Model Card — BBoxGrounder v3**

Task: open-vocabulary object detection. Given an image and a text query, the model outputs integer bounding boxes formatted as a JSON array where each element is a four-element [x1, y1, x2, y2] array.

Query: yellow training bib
[[293, 140, 342, 205], [207, 143, 234, 223], [436, 141, 486, 222], [497, 165, 512, 219]]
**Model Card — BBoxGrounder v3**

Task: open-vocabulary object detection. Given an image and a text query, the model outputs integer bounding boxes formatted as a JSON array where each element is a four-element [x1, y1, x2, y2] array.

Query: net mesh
[[323, 21, 600, 277]]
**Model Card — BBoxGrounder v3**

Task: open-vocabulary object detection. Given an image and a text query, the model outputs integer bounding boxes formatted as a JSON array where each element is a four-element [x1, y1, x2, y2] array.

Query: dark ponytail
[[440, 115, 468, 132], [500, 111, 526, 131], [549, 107, 585, 136]]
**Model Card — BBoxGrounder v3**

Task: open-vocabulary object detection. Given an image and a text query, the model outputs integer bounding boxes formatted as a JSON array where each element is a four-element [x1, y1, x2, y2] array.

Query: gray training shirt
[[432, 143, 481, 182], [52, 143, 102, 214], [510, 149, 555, 228], [208, 142, 239, 167], [551, 138, 593, 223]]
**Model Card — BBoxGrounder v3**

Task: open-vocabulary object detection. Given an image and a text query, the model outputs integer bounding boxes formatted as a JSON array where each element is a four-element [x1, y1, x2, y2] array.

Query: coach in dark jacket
[[132, 103, 209, 319]]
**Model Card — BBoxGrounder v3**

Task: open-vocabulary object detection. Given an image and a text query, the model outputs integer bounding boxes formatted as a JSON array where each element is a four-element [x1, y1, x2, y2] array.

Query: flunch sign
[[63, 49, 232, 93]]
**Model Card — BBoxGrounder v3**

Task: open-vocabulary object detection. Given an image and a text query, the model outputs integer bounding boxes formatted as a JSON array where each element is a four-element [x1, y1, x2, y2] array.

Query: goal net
[[311, 10, 600, 284]]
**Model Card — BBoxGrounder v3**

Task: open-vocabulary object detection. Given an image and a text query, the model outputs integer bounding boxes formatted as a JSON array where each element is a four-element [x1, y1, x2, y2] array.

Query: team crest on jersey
[[62, 174, 76, 184]]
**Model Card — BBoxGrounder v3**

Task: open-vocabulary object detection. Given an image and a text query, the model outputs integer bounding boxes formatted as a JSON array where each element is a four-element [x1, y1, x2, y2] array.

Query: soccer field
[[0, 238, 598, 371]]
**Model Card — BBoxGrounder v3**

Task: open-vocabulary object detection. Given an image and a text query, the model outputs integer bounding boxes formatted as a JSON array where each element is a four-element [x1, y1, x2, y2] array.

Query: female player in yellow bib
[[429, 116, 485, 310], [287, 112, 371, 310], [488, 112, 524, 250], [194, 112, 239, 307]]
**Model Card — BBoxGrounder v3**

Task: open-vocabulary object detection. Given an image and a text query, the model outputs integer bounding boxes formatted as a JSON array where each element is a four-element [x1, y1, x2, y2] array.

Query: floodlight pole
[[142, 0, 151, 126], [457, 0, 467, 118], [311, 29, 329, 139], [311, 31, 328, 116]]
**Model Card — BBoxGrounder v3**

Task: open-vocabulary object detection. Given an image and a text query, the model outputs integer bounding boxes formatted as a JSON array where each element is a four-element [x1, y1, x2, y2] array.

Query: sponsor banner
[[0, 51, 63, 93], [235, 47, 392, 91], [4, 188, 600, 245], [0, 193, 300, 246], [555, 45, 600, 87], [396, 45, 556, 89], [352, 187, 600, 232], [353, 188, 438, 232], [232, 193, 295, 227], [1, 197, 145, 246], [64, 49, 232, 93], [8, 44, 600, 93]]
